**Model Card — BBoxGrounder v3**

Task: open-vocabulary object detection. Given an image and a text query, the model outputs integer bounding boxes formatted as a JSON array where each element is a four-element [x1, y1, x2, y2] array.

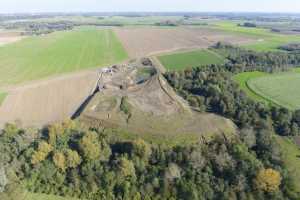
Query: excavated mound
[[78, 59, 236, 142]]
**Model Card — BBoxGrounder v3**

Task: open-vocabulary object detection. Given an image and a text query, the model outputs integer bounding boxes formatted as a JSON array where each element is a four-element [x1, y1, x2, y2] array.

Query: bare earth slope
[[79, 59, 236, 141]]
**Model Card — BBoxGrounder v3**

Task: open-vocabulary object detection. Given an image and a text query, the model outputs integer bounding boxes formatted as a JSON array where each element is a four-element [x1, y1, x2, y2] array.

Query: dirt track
[[114, 27, 256, 58], [0, 69, 100, 127]]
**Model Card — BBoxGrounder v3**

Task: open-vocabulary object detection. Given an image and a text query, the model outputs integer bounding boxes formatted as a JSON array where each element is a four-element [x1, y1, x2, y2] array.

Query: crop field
[[114, 27, 255, 57], [233, 71, 268, 102], [234, 69, 300, 110], [0, 70, 99, 127], [212, 21, 300, 51], [158, 49, 225, 70], [0, 28, 127, 87]]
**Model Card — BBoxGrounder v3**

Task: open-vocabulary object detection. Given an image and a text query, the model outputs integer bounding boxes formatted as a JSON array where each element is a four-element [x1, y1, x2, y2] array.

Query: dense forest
[[1, 43, 300, 200], [0, 121, 297, 200]]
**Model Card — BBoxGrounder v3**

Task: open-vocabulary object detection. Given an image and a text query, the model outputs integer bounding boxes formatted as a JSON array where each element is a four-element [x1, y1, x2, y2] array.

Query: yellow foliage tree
[[47, 123, 64, 145], [255, 168, 282, 192], [31, 141, 53, 165], [132, 139, 151, 160], [53, 152, 66, 171], [79, 132, 100, 160], [65, 149, 82, 168], [119, 157, 136, 178]]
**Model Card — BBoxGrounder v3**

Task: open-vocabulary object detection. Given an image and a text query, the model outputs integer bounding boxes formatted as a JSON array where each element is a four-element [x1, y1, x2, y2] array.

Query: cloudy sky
[[1, 0, 300, 13]]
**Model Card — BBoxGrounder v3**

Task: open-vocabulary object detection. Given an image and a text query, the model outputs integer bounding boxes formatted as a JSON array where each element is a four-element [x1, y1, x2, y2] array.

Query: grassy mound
[[0, 28, 128, 87], [158, 49, 225, 71]]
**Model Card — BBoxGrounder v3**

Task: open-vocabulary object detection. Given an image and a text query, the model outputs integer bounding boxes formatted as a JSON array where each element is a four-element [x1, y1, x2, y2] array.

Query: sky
[[1, 0, 300, 13]]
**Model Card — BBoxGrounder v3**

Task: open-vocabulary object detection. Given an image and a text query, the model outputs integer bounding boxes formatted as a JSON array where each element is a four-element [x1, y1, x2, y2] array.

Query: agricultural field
[[114, 27, 255, 57], [0, 28, 127, 87], [158, 49, 225, 70], [0, 70, 99, 127], [234, 69, 300, 110], [212, 21, 300, 51], [233, 71, 269, 102]]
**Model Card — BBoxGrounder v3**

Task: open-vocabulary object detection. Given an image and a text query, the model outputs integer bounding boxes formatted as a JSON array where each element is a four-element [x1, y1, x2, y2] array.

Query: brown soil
[[0, 31, 25, 46], [79, 59, 236, 140], [114, 27, 256, 58], [0, 69, 100, 127]]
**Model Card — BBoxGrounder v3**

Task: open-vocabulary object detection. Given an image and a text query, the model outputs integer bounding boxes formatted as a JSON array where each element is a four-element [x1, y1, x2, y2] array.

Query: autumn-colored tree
[[119, 157, 136, 179], [255, 168, 282, 192], [132, 138, 151, 160], [79, 131, 101, 160], [53, 152, 66, 171], [47, 123, 64, 145], [65, 149, 81, 168], [31, 141, 53, 165]]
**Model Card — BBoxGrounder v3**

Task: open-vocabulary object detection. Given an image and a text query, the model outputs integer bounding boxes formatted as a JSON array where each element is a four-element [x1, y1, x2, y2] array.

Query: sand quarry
[[114, 27, 256, 57], [79, 58, 236, 138]]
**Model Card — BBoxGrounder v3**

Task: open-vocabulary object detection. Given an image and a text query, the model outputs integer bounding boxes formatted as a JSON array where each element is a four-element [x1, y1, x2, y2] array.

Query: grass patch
[[0, 28, 128, 87], [25, 192, 81, 200], [276, 136, 300, 192], [0, 91, 7, 105], [212, 21, 300, 52], [158, 49, 225, 71]]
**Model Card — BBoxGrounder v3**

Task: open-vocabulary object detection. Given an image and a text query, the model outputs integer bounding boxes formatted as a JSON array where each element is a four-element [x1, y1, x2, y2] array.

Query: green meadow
[[213, 21, 300, 51], [158, 49, 225, 70], [234, 69, 300, 110], [0, 28, 128, 87]]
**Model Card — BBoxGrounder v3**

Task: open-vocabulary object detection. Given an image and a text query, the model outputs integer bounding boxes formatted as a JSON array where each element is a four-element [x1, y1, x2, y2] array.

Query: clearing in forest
[[158, 49, 225, 70]]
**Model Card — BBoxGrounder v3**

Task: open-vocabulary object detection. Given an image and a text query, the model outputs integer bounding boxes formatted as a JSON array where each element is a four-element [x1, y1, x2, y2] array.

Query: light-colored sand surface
[[0, 69, 100, 127]]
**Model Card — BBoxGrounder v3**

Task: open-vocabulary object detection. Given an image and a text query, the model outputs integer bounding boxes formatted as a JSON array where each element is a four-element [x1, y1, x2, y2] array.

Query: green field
[[233, 71, 269, 102], [25, 192, 81, 200], [0, 91, 7, 105], [248, 72, 300, 110], [158, 49, 225, 70], [234, 69, 300, 110], [276, 136, 300, 192], [212, 21, 300, 51], [0, 28, 128, 87]]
